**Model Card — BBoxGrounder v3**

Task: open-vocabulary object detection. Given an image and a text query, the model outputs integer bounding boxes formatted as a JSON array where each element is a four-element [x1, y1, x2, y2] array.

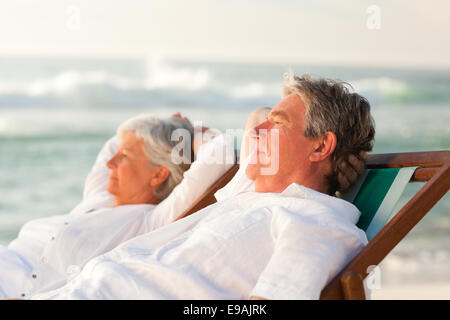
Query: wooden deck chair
[[175, 150, 449, 300], [320, 150, 450, 299]]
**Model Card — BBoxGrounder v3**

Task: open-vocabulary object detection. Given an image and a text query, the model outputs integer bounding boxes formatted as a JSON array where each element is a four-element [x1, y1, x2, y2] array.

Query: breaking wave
[[1, 57, 448, 109]]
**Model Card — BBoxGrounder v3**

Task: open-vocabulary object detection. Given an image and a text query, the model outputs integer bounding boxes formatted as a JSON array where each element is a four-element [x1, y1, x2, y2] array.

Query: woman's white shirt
[[1, 134, 234, 298]]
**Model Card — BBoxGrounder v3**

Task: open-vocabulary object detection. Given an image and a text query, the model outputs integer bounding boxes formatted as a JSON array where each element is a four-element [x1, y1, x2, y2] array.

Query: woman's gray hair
[[117, 114, 194, 201]]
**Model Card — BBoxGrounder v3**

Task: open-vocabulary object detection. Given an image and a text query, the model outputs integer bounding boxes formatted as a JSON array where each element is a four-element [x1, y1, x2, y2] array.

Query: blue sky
[[1, 0, 449, 68]]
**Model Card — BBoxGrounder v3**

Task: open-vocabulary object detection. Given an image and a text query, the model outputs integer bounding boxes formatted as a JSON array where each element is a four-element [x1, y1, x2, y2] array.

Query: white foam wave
[[0, 70, 138, 97], [0, 56, 213, 98], [144, 56, 210, 91], [351, 77, 412, 102], [0, 56, 284, 103], [228, 82, 281, 99], [0, 60, 444, 107], [352, 77, 409, 93]]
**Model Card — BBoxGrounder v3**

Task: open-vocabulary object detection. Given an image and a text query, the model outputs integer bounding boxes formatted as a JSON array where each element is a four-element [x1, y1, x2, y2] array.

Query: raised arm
[[145, 133, 236, 231], [82, 136, 118, 200]]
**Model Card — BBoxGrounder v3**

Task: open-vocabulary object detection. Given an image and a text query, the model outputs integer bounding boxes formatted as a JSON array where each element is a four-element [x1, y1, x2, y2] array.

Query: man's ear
[[149, 166, 170, 188], [309, 131, 337, 162]]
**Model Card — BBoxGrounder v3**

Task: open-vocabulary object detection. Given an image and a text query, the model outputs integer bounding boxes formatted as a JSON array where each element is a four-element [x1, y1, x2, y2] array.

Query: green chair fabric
[[342, 167, 417, 241]]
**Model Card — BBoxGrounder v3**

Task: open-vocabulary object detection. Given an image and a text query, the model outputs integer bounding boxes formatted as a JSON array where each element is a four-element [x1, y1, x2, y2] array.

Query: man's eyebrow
[[269, 110, 290, 121]]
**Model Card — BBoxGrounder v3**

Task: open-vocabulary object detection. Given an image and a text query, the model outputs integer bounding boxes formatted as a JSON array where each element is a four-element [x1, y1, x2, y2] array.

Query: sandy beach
[[370, 282, 450, 300]]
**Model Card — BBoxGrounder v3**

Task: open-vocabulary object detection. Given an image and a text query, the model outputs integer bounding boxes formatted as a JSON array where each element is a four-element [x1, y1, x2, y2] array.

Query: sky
[[1, 0, 449, 68]]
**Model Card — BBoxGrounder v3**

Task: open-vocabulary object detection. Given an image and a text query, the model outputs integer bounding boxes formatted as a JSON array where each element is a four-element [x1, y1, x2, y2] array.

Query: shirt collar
[[234, 182, 361, 225]]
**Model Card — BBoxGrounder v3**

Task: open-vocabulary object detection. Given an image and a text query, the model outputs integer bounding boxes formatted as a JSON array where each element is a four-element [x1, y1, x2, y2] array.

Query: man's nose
[[251, 120, 271, 139]]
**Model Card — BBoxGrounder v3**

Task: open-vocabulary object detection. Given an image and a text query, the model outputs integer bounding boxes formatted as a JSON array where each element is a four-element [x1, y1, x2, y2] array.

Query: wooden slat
[[175, 165, 239, 221], [411, 167, 437, 182], [367, 151, 450, 169], [320, 159, 450, 299]]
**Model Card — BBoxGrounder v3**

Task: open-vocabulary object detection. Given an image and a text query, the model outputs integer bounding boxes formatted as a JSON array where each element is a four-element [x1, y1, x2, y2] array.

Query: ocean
[[0, 56, 449, 286]]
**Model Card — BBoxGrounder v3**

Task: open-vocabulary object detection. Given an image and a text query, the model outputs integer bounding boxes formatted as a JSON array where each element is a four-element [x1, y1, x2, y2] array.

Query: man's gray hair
[[282, 71, 375, 194], [117, 114, 194, 200]]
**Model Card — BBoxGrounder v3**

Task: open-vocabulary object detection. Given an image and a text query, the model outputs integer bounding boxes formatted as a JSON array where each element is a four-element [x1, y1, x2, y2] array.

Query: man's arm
[[249, 207, 366, 300]]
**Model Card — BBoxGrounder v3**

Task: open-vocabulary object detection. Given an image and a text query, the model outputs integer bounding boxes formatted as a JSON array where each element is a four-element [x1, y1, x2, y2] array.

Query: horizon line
[[0, 52, 449, 72]]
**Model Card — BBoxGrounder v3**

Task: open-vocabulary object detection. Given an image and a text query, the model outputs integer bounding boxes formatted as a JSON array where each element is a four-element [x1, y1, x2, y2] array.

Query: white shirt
[[33, 183, 368, 300], [0, 134, 234, 298]]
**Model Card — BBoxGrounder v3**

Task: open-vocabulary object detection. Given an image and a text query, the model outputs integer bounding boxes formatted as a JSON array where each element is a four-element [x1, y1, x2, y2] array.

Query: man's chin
[[245, 163, 259, 181]]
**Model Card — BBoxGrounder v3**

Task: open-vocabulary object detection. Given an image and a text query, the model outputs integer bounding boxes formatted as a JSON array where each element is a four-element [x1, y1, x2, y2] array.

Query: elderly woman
[[0, 114, 235, 298]]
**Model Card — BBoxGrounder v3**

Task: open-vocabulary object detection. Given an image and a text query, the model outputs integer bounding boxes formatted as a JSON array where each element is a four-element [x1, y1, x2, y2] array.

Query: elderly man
[[32, 73, 375, 300]]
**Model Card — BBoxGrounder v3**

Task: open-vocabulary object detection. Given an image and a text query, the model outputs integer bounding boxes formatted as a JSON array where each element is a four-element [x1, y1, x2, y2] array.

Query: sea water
[[0, 56, 449, 285]]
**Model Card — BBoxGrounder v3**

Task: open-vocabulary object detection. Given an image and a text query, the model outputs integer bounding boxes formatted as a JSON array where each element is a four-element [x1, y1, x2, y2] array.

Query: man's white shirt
[[33, 183, 368, 300], [0, 134, 234, 298]]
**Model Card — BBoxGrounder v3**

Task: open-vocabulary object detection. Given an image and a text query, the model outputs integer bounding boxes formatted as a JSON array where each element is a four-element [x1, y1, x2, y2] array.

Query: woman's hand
[[172, 113, 213, 159], [172, 112, 191, 124]]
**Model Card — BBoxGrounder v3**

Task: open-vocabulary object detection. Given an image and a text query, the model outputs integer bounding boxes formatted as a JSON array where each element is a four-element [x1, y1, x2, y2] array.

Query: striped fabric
[[342, 167, 417, 241]]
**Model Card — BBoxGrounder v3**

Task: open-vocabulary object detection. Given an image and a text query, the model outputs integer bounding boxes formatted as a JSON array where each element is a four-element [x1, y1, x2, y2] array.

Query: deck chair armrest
[[321, 157, 450, 300], [340, 271, 366, 300]]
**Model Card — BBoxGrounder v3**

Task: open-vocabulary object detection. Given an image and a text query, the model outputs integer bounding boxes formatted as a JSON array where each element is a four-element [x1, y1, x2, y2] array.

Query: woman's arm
[[145, 133, 235, 231], [82, 136, 118, 200]]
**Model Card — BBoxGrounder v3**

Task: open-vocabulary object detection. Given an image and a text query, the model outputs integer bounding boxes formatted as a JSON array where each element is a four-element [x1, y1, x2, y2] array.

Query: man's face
[[246, 93, 316, 193], [106, 132, 159, 205]]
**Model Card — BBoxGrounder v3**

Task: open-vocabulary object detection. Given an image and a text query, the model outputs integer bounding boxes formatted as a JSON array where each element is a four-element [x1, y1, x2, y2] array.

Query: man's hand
[[337, 151, 367, 193]]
